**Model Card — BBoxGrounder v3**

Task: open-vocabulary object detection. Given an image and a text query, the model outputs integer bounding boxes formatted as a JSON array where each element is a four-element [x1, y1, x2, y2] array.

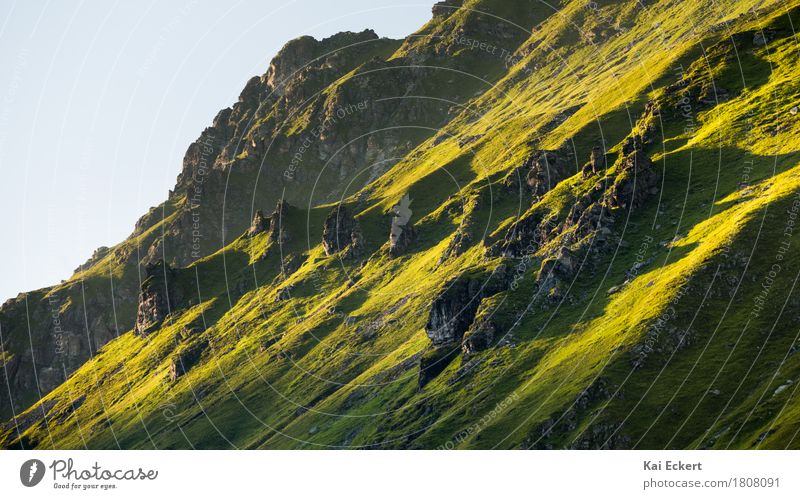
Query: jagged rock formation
[[537, 247, 578, 301], [525, 150, 570, 199], [248, 210, 269, 236], [322, 206, 363, 257], [134, 260, 177, 337], [425, 278, 485, 346], [585, 145, 607, 175], [389, 195, 416, 256], [487, 208, 557, 258], [605, 150, 659, 210], [268, 200, 293, 245], [461, 320, 497, 355], [0, 282, 122, 420]]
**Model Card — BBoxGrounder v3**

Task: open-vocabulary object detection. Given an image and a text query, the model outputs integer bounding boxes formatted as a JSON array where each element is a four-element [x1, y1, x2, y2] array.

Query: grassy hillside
[[2, 0, 800, 449]]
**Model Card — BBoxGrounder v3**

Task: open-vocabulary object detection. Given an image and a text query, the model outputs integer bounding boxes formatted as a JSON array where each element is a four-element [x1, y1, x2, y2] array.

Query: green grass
[[3, 0, 800, 450]]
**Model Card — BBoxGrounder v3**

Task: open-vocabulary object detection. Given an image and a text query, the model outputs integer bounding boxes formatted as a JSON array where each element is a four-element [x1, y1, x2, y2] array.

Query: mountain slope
[[2, 0, 800, 449]]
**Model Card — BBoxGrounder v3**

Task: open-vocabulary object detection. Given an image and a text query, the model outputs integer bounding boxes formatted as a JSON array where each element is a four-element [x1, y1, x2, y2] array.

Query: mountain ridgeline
[[2, 0, 800, 449]]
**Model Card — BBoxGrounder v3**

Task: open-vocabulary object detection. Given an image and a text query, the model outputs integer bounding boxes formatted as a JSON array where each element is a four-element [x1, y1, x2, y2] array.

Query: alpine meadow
[[3, 0, 800, 450]]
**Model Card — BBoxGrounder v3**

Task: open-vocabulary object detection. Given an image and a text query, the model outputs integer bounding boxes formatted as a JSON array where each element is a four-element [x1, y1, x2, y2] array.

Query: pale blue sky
[[0, 0, 434, 302]]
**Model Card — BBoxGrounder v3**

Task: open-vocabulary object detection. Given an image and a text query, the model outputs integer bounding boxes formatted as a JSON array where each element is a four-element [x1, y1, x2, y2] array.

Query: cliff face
[[3, 0, 800, 449]]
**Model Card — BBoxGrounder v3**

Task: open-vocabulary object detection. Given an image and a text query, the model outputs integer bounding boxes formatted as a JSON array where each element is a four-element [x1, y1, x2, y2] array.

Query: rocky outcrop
[[389, 195, 416, 257], [248, 210, 269, 236], [523, 378, 626, 449], [74, 246, 110, 273], [585, 145, 607, 175], [264, 36, 318, 96], [0, 280, 130, 421], [462, 320, 497, 355], [268, 200, 293, 245], [487, 209, 555, 258], [500, 150, 570, 199], [537, 247, 578, 301], [420, 268, 511, 385], [605, 150, 659, 210], [425, 278, 485, 346], [322, 205, 363, 257], [441, 227, 473, 262], [134, 260, 177, 337], [525, 150, 569, 199], [560, 180, 613, 246], [425, 268, 511, 347], [440, 197, 481, 262]]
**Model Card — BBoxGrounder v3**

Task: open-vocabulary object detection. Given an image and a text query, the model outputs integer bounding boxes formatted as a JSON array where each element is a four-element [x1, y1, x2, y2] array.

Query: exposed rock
[[605, 150, 659, 210], [322, 205, 363, 257], [264, 36, 317, 96], [488, 210, 554, 258], [0, 282, 128, 421], [280, 253, 306, 278], [441, 203, 478, 262], [441, 227, 473, 262], [268, 199, 293, 245], [462, 320, 497, 355], [425, 278, 485, 346], [525, 150, 569, 199], [248, 210, 269, 236], [621, 134, 645, 155], [425, 268, 510, 347], [134, 260, 177, 337], [275, 286, 293, 302], [537, 247, 577, 301], [524, 378, 624, 449], [586, 145, 607, 175], [560, 183, 614, 246], [389, 195, 416, 256]]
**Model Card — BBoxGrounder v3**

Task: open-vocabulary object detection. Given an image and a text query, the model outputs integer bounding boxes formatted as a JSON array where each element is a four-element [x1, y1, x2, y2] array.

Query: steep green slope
[[2, 0, 800, 449], [0, 6, 541, 421]]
